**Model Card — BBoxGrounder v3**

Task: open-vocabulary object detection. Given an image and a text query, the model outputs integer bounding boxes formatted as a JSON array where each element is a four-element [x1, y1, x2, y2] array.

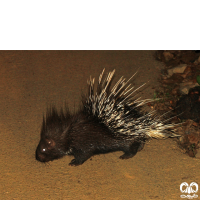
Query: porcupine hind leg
[[119, 141, 144, 159]]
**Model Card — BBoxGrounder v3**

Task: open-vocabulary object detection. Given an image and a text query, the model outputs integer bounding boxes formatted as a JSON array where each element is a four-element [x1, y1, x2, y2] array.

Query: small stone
[[167, 69, 174, 77], [179, 82, 199, 94], [181, 66, 192, 78], [167, 64, 187, 77], [173, 64, 187, 73], [188, 150, 196, 157], [163, 51, 174, 62]]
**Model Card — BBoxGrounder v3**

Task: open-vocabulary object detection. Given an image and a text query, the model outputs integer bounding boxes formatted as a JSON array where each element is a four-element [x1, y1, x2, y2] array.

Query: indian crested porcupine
[[35, 69, 179, 166]]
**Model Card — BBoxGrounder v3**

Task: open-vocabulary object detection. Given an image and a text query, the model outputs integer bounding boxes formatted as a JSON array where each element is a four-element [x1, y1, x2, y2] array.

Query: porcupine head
[[35, 108, 72, 162]]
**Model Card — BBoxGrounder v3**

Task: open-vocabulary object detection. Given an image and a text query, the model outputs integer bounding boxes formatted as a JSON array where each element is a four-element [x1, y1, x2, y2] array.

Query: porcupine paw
[[137, 143, 145, 152], [69, 159, 83, 166], [119, 153, 136, 159], [119, 142, 143, 159]]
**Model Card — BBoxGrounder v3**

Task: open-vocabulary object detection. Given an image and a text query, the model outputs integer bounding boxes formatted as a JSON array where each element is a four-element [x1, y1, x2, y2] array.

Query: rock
[[167, 64, 187, 77], [173, 64, 188, 73], [188, 149, 197, 157], [163, 51, 174, 62], [167, 69, 174, 77], [179, 82, 199, 94], [181, 66, 192, 78]]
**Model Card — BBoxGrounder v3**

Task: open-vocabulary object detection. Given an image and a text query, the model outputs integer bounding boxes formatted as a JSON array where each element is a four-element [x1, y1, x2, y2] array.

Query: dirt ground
[[0, 51, 199, 200]]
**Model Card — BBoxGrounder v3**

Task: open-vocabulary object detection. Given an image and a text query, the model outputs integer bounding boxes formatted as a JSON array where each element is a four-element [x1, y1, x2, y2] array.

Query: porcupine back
[[84, 69, 177, 140]]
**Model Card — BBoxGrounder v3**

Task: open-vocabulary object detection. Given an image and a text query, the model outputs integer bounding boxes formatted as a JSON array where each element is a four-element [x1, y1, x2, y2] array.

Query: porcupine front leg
[[69, 149, 93, 166], [119, 141, 144, 159]]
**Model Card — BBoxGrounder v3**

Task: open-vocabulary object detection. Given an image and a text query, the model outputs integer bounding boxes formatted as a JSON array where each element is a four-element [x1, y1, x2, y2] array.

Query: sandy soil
[[0, 51, 199, 200]]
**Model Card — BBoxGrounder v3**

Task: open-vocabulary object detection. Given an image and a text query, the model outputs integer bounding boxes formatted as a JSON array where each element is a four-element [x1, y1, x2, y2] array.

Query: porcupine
[[35, 69, 178, 166]]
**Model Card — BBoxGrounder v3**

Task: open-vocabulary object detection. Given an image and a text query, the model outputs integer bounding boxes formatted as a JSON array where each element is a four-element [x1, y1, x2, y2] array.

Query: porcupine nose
[[35, 145, 47, 162]]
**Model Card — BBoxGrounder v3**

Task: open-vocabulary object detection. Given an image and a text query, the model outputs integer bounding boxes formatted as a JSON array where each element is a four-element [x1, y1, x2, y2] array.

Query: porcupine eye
[[42, 138, 56, 152]]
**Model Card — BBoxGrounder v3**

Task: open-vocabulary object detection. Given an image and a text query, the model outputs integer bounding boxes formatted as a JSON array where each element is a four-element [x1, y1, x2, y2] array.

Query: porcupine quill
[[85, 69, 179, 139]]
